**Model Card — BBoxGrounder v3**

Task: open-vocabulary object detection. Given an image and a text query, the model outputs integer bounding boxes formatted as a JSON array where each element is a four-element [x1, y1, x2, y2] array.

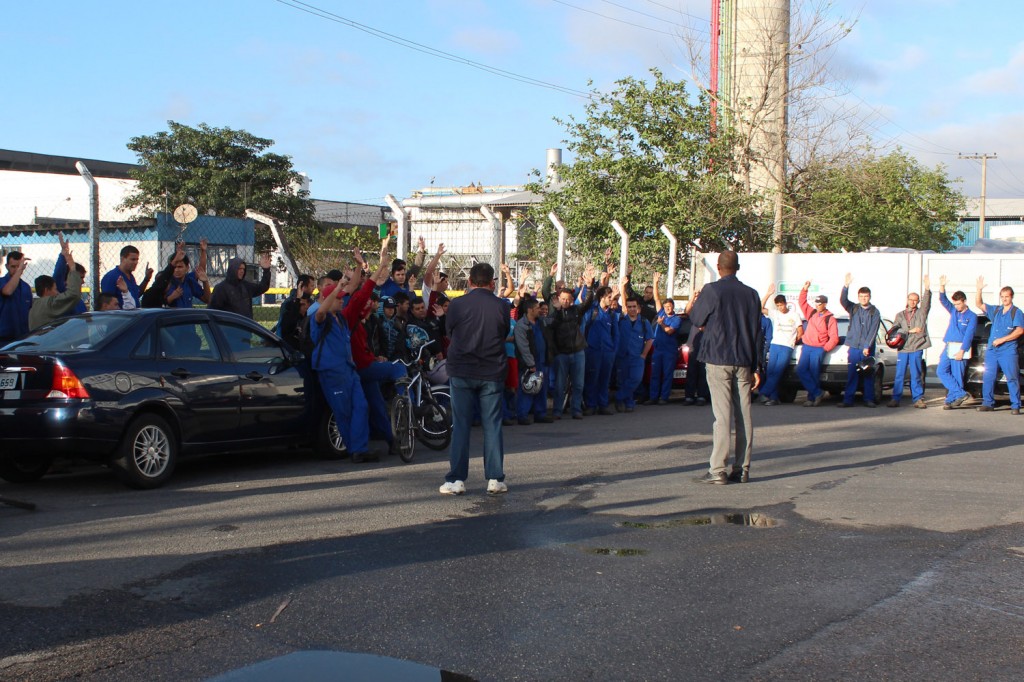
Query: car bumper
[[0, 403, 119, 457]]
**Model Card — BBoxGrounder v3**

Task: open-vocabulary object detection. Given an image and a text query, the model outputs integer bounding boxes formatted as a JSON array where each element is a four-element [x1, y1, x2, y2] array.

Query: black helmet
[[856, 356, 877, 375], [885, 326, 907, 350]]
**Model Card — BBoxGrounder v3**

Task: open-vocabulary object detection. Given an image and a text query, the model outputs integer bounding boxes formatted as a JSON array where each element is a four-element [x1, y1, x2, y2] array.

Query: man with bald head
[[687, 251, 764, 485]]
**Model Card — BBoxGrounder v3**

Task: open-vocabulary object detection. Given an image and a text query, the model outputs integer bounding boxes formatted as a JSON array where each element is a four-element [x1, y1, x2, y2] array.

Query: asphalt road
[[1, 388, 1022, 681]]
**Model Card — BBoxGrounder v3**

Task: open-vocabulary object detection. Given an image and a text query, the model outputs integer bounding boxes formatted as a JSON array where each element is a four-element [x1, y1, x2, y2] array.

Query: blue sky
[[3, 0, 1023, 205]]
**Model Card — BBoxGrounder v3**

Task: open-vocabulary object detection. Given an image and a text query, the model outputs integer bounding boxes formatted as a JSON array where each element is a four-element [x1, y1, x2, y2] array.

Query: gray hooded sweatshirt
[[208, 256, 271, 319]]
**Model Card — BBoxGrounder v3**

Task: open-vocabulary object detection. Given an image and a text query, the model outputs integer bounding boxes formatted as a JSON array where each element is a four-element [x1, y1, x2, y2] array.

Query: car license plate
[[0, 375, 17, 390], [673, 369, 687, 379]]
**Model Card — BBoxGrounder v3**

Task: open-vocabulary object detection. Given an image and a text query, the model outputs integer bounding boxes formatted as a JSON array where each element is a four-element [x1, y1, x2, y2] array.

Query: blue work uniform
[[583, 304, 618, 410], [649, 311, 681, 401], [165, 271, 206, 308], [310, 312, 369, 455], [616, 314, 653, 409], [100, 267, 140, 309], [937, 293, 978, 405], [53, 253, 87, 315], [0, 274, 33, 343], [981, 303, 1023, 409]]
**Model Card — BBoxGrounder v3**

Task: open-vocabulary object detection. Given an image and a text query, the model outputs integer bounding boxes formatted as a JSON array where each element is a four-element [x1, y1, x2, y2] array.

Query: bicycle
[[390, 341, 452, 463]]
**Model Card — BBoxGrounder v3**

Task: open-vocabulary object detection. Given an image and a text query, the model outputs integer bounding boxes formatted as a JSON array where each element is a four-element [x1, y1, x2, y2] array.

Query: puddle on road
[[621, 513, 777, 529], [581, 547, 649, 557], [207, 650, 477, 681]]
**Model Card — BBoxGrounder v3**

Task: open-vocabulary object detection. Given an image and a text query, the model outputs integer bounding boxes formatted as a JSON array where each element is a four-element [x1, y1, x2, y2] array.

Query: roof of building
[[962, 198, 1024, 219], [312, 199, 390, 228], [0, 148, 140, 180]]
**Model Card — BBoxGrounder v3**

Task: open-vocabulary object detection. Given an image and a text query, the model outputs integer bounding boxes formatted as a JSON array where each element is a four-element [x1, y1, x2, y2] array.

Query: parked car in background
[[0, 309, 343, 489], [965, 315, 1024, 401], [776, 317, 904, 403]]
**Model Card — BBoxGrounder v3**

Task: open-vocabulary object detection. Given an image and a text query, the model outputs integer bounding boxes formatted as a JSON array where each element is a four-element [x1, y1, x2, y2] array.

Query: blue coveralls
[[165, 272, 206, 308], [100, 267, 140, 308], [649, 311, 680, 401], [311, 312, 370, 454], [981, 303, 1023, 409], [0, 274, 33, 344], [616, 314, 652, 409], [937, 293, 977, 405], [583, 305, 618, 410]]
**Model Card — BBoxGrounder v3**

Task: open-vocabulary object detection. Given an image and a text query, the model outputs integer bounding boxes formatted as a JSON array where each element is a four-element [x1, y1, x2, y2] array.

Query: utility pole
[[959, 153, 997, 239]]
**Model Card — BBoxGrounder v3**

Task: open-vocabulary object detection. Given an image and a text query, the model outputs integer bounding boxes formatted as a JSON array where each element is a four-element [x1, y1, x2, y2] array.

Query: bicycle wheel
[[390, 394, 415, 462], [418, 387, 452, 451]]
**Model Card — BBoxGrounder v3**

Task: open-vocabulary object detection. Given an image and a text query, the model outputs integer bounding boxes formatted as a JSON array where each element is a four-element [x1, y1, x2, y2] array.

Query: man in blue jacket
[[582, 285, 618, 415], [838, 272, 881, 407], [937, 275, 978, 409], [975, 276, 1023, 414], [688, 251, 763, 485], [0, 251, 34, 344]]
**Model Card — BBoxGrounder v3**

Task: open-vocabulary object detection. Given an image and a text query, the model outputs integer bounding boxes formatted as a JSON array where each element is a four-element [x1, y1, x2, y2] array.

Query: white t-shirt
[[768, 307, 803, 348]]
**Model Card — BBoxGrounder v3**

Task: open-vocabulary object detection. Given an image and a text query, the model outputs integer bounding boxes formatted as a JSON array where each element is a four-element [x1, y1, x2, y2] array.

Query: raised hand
[[939, 274, 948, 287], [766, 282, 776, 296], [803, 280, 811, 290], [844, 272, 853, 287], [116, 276, 128, 293], [550, 262, 558, 276], [144, 263, 154, 279], [432, 303, 445, 317], [418, 235, 426, 252], [653, 271, 661, 285], [199, 237, 208, 251], [923, 274, 931, 289], [976, 275, 985, 290], [259, 252, 272, 269], [435, 242, 446, 257]]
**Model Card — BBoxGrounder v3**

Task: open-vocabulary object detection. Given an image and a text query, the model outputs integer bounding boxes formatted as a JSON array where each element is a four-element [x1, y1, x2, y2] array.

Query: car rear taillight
[[48, 362, 90, 399]]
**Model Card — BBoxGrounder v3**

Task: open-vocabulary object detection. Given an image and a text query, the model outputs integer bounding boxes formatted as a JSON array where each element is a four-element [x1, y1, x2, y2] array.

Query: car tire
[[873, 367, 884, 400], [316, 410, 347, 460], [113, 414, 177, 489], [0, 453, 55, 483], [778, 384, 797, 403]]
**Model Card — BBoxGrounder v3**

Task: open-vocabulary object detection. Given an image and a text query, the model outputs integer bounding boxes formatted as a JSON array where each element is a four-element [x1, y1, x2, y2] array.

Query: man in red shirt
[[797, 283, 840, 406]]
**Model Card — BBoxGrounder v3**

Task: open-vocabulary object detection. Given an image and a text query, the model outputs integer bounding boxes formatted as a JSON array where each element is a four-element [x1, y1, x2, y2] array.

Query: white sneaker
[[439, 480, 466, 495], [486, 479, 508, 494]]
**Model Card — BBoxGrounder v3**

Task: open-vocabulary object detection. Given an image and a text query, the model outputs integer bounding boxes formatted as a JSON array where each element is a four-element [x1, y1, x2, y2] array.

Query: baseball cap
[[813, 294, 828, 304], [320, 284, 337, 299], [381, 296, 396, 308]]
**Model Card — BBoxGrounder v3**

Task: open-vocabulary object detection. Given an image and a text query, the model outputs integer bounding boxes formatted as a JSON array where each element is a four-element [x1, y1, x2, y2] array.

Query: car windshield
[[1, 314, 135, 353]]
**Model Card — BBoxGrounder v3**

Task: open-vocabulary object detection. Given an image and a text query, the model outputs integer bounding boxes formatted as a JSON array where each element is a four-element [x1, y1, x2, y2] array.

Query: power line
[[549, 0, 684, 37], [273, 0, 593, 99]]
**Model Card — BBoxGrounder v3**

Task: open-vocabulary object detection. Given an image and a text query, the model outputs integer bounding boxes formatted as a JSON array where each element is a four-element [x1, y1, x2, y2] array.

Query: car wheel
[[778, 384, 797, 403], [0, 453, 54, 483], [873, 367, 884, 400], [114, 414, 177, 489], [316, 410, 347, 460]]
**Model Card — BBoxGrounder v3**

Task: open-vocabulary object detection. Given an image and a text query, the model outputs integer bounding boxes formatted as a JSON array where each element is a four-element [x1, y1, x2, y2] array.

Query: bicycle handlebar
[[390, 339, 436, 368]]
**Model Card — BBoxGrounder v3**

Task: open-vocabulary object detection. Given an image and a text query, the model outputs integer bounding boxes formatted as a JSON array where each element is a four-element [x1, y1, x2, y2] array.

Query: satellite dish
[[173, 203, 198, 225]]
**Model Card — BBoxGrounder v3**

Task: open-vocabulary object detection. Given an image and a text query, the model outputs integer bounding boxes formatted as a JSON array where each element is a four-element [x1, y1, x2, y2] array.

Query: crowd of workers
[[1, 234, 1021, 488]]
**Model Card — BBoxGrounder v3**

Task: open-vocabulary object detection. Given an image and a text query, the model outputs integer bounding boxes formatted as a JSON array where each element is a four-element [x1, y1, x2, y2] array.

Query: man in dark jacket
[[440, 262, 512, 496], [547, 264, 596, 420], [688, 251, 763, 485], [209, 254, 272, 319], [838, 272, 882, 407]]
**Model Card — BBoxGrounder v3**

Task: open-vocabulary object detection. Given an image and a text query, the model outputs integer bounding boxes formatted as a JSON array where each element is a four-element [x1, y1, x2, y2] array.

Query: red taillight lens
[[49, 363, 90, 399]]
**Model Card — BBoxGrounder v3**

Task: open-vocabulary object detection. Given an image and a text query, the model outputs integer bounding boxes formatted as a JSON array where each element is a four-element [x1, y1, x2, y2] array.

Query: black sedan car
[[0, 309, 344, 489]]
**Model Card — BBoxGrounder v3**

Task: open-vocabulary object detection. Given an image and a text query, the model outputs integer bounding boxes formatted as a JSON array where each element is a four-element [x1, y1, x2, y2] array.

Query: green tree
[[790, 149, 966, 252], [526, 69, 770, 281], [120, 121, 317, 250]]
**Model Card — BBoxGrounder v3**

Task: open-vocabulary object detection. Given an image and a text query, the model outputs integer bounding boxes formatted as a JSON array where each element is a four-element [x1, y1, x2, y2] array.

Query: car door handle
[[244, 371, 263, 381], [170, 368, 191, 378]]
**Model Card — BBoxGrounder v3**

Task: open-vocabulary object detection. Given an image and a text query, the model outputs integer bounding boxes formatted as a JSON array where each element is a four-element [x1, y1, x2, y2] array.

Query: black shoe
[[977, 405, 994, 412], [887, 400, 899, 408], [624, 406, 634, 413], [502, 418, 517, 426], [727, 470, 749, 483], [598, 406, 615, 416], [615, 401, 625, 412], [657, 399, 669, 405], [837, 402, 852, 408], [388, 440, 402, 456], [694, 472, 728, 485], [864, 401, 877, 408], [582, 408, 595, 416], [572, 413, 583, 420], [351, 452, 379, 464], [763, 399, 779, 406], [535, 415, 555, 423], [517, 417, 534, 426]]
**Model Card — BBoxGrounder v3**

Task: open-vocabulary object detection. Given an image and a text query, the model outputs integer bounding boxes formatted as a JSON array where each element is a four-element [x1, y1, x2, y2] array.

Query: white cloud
[[964, 42, 1024, 95]]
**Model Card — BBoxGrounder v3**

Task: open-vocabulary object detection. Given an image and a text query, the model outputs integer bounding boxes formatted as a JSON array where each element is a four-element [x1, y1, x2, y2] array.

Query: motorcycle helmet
[[426, 358, 449, 385], [406, 325, 431, 352], [885, 326, 907, 350], [855, 356, 876, 375], [521, 369, 544, 395]]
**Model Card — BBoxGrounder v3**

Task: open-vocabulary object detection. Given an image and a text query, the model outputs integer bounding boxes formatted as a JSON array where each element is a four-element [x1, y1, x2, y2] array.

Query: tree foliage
[[790, 149, 966, 252], [526, 70, 769, 281], [121, 121, 317, 250]]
